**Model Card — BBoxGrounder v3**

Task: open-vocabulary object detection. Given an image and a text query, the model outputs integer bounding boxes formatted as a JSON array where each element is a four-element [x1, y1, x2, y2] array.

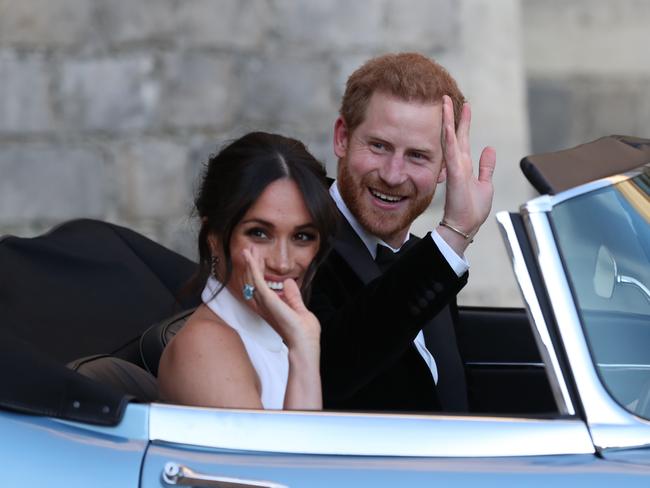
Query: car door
[[139, 403, 601, 488]]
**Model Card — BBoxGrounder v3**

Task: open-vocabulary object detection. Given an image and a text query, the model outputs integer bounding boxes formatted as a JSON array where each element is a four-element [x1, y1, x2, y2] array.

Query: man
[[309, 52, 496, 412]]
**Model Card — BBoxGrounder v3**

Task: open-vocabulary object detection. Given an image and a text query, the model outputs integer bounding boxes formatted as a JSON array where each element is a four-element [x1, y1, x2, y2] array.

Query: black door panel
[[457, 307, 557, 414]]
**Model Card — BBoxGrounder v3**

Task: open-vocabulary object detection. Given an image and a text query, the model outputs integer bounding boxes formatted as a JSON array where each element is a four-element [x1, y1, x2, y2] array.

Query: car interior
[[0, 217, 558, 418]]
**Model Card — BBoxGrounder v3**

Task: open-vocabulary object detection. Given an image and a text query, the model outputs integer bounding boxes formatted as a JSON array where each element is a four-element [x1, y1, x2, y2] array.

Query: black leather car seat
[[139, 308, 195, 376], [68, 355, 159, 402]]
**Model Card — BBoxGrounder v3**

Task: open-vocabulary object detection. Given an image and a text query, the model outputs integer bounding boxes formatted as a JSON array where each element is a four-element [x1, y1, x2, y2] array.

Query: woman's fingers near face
[[245, 248, 267, 280], [243, 248, 267, 306], [242, 249, 255, 284], [281, 278, 306, 313]]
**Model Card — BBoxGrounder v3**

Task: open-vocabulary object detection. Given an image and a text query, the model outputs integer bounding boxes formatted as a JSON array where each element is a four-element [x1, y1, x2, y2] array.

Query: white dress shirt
[[329, 181, 469, 385]]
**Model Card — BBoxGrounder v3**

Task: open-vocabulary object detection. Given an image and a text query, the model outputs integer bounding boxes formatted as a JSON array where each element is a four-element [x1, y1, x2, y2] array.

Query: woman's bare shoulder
[[174, 305, 239, 346], [158, 304, 260, 407], [160, 305, 242, 370]]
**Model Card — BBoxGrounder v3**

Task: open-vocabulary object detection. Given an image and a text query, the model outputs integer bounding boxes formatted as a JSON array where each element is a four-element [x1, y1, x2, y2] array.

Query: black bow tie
[[375, 239, 414, 272]]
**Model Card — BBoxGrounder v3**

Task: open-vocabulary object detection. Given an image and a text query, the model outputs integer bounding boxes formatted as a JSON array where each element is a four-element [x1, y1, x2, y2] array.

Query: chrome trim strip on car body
[[465, 362, 545, 368], [599, 364, 650, 371], [496, 212, 575, 416], [520, 200, 650, 451], [149, 403, 594, 457]]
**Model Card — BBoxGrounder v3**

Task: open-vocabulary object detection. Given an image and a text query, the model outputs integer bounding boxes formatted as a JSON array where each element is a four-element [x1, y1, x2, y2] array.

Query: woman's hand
[[243, 248, 320, 349]]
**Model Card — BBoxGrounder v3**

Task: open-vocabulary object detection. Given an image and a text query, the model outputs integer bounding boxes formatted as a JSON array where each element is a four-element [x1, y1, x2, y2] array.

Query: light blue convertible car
[[2, 135, 649, 487]]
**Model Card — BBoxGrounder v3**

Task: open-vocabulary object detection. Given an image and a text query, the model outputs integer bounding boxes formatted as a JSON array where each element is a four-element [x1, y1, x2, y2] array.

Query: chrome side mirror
[[593, 245, 616, 299], [593, 245, 650, 302]]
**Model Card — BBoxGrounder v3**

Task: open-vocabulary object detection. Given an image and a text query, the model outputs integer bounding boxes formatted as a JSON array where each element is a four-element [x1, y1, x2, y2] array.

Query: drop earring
[[210, 255, 220, 277]]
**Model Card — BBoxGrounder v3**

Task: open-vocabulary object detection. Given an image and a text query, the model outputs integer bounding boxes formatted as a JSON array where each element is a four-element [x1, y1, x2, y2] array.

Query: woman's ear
[[207, 233, 220, 257]]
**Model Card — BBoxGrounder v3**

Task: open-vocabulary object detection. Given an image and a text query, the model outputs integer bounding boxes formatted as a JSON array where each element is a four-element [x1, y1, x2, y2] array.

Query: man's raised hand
[[438, 95, 496, 254]]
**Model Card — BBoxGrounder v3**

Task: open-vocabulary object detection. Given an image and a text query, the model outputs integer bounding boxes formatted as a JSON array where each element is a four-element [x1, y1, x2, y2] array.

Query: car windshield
[[550, 167, 650, 419]]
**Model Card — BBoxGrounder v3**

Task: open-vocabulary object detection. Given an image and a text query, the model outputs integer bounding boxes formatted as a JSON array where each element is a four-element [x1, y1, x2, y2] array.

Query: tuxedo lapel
[[331, 215, 381, 285]]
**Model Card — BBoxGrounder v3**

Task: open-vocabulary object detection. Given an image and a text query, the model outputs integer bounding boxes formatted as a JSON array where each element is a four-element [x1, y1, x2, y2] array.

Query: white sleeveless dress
[[202, 277, 289, 409]]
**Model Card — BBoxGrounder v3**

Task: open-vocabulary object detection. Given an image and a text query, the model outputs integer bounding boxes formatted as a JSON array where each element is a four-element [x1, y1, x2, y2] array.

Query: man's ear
[[437, 164, 447, 183], [333, 116, 349, 159]]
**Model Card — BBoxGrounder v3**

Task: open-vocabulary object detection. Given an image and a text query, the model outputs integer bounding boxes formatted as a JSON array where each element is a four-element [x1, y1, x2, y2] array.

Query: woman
[[158, 132, 338, 410]]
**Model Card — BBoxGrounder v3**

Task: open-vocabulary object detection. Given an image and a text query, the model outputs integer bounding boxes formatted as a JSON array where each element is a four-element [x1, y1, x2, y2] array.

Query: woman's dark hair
[[192, 131, 338, 299]]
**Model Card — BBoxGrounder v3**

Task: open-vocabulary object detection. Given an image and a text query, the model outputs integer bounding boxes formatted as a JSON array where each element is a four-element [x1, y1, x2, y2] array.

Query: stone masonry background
[[1, 0, 649, 306]]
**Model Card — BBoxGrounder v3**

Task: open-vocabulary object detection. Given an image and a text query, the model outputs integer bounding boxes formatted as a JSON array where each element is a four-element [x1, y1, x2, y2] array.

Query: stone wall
[[523, 0, 650, 153], [1, 0, 532, 305]]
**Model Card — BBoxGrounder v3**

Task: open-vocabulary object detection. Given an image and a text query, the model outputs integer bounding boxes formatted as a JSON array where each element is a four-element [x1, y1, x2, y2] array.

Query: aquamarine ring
[[242, 283, 255, 301]]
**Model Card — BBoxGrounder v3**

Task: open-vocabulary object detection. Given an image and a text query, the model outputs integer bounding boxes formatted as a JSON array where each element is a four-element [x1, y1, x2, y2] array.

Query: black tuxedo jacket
[[309, 217, 469, 413]]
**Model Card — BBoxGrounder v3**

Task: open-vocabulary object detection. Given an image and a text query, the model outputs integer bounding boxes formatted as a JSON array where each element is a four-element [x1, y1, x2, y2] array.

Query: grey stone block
[[158, 216, 199, 261], [60, 55, 160, 131], [157, 53, 236, 129], [92, 0, 271, 49], [523, 0, 650, 75], [333, 53, 378, 102], [113, 139, 190, 219], [0, 0, 93, 46], [274, 0, 455, 51], [241, 57, 336, 126], [174, 0, 272, 49], [0, 144, 107, 224], [527, 77, 572, 153], [0, 51, 54, 133], [301, 135, 336, 177], [187, 136, 222, 191], [273, 0, 385, 50], [92, 0, 176, 44], [384, 0, 456, 50], [567, 77, 650, 147], [528, 76, 650, 153]]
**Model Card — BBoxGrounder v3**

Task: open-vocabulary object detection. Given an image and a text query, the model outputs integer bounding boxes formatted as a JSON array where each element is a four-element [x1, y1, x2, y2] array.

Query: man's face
[[335, 91, 445, 248]]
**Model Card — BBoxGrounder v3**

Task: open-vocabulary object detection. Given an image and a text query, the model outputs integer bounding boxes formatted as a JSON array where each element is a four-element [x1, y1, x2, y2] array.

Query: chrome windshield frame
[[517, 165, 650, 451], [496, 212, 576, 416]]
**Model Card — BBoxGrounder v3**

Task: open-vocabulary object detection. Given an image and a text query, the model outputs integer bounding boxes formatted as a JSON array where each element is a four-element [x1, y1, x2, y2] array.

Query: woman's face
[[216, 178, 320, 317]]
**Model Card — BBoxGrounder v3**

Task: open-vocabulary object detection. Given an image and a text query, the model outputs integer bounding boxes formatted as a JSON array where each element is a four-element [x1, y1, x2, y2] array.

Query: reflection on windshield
[[551, 168, 650, 419]]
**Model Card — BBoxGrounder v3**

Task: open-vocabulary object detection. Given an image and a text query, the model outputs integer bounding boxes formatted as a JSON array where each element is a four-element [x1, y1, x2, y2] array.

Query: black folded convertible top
[[0, 219, 200, 425], [1, 331, 131, 425], [0, 219, 199, 364], [521, 135, 650, 195]]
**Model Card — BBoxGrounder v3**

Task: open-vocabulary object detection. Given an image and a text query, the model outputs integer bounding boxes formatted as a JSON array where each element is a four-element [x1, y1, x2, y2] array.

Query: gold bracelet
[[439, 220, 474, 243]]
